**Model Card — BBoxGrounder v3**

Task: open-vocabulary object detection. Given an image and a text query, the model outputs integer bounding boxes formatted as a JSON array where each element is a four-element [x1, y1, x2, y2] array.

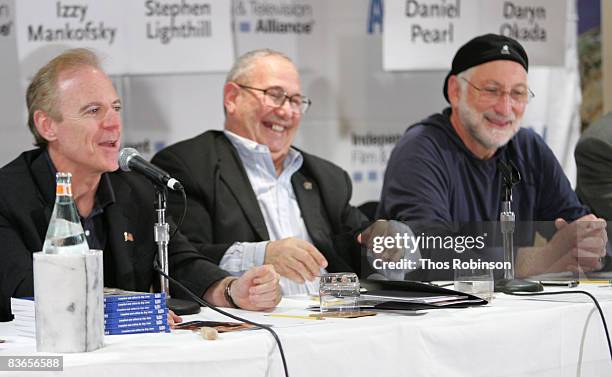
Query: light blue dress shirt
[[220, 130, 326, 295]]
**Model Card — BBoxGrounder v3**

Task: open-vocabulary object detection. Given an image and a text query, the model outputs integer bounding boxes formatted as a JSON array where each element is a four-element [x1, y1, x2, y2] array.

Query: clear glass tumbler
[[319, 272, 360, 312]]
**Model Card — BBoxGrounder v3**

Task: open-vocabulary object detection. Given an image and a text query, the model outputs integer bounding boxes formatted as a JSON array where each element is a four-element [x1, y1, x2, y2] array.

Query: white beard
[[457, 95, 522, 151]]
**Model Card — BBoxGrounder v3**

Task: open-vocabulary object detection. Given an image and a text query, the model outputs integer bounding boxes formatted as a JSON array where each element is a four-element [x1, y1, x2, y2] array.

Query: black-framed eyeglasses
[[461, 77, 535, 105], [236, 84, 312, 114]]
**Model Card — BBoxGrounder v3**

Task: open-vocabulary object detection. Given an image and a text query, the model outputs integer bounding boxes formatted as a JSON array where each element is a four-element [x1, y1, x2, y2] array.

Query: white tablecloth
[[1, 286, 612, 377]]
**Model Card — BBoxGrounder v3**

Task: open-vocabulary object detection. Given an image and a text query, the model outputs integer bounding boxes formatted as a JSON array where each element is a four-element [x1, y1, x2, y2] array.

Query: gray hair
[[456, 66, 476, 95], [225, 49, 294, 85]]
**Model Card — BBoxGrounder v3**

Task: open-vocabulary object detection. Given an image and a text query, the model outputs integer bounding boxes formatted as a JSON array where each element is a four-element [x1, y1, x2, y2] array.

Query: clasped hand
[[548, 214, 607, 273], [264, 237, 327, 283]]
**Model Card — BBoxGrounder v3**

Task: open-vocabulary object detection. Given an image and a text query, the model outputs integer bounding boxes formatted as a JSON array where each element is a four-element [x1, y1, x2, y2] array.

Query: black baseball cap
[[443, 34, 529, 102]]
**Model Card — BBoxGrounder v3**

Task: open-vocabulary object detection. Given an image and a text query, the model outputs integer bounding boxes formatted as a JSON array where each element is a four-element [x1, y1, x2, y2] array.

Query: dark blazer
[[576, 112, 612, 220], [152, 130, 369, 275], [0, 148, 229, 321]]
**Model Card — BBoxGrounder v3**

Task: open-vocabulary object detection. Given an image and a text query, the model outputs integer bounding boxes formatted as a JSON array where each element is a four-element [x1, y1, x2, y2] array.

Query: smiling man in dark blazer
[[0, 48, 281, 321], [153, 49, 370, 295]]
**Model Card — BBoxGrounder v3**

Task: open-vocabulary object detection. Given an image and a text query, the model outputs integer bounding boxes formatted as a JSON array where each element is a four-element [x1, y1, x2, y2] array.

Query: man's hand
[[552, 215, 607, 273], [167, 310, 182, 329], [231, 265, 281, 311], [518, 214, 607, 277], [264, 238, 327, 283], [359, 220, 414, 263]]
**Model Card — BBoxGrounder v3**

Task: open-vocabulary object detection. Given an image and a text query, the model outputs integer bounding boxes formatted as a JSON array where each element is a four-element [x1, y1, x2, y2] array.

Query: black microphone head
[[118, 148, 139, 172], [508, 160, 522, 184]]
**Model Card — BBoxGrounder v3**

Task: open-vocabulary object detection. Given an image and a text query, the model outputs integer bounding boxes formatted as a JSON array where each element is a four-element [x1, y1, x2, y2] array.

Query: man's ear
[[223, 82, 241, 115], [33, 110, 58, 142], [447, 75, 461, 107]]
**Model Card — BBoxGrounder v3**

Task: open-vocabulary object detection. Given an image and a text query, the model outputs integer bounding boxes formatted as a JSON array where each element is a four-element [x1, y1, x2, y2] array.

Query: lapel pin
[[303, 181, 313, 190], [124, 232, 134, 242]]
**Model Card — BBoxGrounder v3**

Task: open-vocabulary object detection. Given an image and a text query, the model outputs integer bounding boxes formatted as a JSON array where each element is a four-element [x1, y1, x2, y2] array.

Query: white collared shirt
[[219, 130, 326, 295]]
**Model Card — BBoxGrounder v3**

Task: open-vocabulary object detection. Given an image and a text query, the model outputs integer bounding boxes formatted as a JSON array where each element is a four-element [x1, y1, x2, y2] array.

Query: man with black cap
[[377, 34, 609, 278]]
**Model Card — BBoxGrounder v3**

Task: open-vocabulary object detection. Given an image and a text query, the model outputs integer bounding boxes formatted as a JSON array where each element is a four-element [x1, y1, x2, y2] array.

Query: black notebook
[[360, 279, 488, 311]]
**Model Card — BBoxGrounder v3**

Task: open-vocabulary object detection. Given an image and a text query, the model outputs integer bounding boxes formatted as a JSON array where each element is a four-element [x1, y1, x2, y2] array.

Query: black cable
[[154, 266, 290, 377], [162, 184, 287, 373], [504, 290, 612, 360], [169, 188, 187, 240]]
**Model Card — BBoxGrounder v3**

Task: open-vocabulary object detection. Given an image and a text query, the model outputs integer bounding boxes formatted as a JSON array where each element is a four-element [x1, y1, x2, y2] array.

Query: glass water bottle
[[42, 172, 89, 254]]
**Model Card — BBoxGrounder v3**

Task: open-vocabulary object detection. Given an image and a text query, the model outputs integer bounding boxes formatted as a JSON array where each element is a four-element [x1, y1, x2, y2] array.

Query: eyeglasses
[[461, 77, 535, 105], [236, 84, 312, 114]]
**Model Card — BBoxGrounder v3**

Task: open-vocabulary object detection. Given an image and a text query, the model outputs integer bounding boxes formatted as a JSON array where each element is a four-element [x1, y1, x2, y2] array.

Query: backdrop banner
[[383, 0, 567, 71], [14, 0, 233, 76]]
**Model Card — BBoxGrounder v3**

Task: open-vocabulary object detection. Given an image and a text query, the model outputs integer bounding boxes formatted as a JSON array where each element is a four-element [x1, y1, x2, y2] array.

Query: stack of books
[[104, 289, 170, 335], [10, 291, 170, 336], [10, 297, 35, 337]]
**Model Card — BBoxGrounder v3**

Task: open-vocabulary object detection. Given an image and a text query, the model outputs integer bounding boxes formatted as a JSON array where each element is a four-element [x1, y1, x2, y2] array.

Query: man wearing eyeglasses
[[152, 49, 370, 295], [378, 34, 609, 278]]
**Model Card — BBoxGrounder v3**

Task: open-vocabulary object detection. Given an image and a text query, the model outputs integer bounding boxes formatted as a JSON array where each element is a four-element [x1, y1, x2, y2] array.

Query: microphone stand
[[154, 186, 200, 315], [500, 181, 515, 281], [494, 161, 543, 293]]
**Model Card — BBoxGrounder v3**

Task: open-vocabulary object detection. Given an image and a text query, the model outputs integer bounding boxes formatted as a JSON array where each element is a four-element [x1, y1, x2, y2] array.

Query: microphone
[[118, 148, 183, 191], [497, 160, 521, 202]]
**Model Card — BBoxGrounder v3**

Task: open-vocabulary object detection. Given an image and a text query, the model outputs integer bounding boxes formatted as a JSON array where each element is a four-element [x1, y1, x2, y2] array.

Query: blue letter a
[[367, 0, 384, 34]]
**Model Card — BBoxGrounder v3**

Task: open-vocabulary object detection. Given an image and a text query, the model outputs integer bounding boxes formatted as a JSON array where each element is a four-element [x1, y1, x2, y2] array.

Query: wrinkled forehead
[[249, 56, 301, 93], [55, 66, 118, 107], [470, 60, 528, 87]]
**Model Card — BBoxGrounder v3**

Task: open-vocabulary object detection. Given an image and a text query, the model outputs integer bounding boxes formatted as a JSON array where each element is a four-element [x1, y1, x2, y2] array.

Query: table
[[1, 285, 612, 377]]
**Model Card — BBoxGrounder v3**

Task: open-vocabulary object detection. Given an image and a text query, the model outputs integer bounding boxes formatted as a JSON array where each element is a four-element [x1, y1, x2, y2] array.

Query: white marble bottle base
[[33, 250, 104, 353]]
